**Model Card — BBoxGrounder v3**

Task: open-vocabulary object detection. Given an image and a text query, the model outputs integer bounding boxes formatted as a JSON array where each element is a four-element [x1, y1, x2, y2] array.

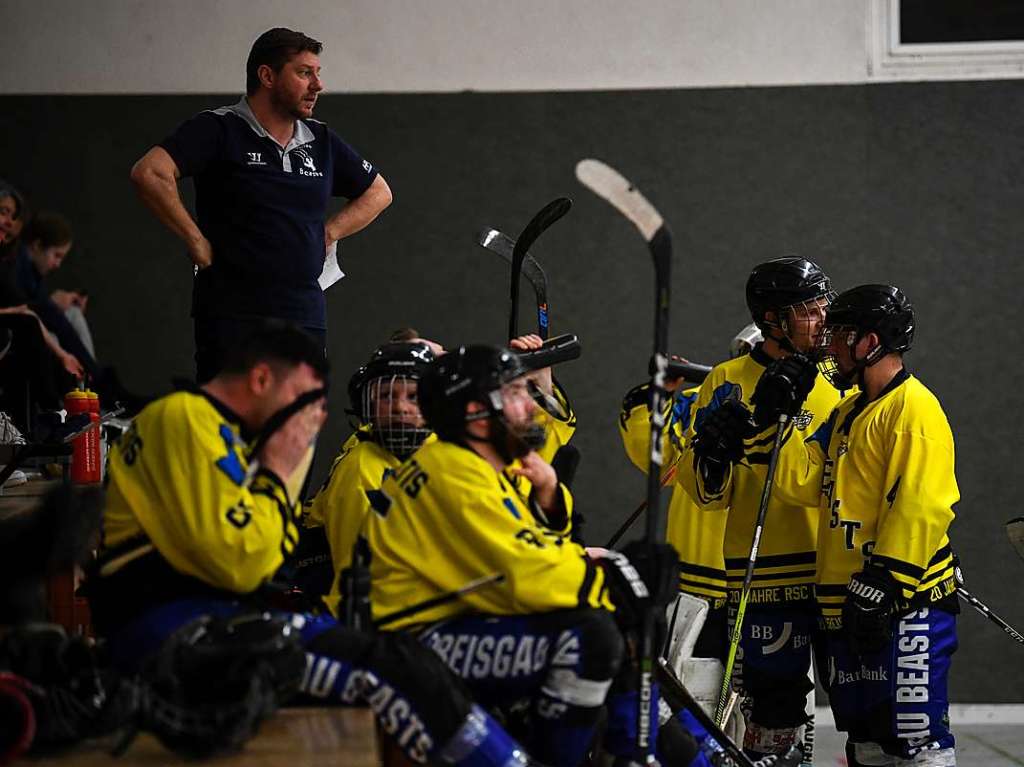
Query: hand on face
[[258, 397, 327, 480], [256, 363, 327, 480], [510, 450, 558, 510]]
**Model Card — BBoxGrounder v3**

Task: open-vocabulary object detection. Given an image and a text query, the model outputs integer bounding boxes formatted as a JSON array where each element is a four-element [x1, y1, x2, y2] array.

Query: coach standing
[[131, 28, 392, 382]]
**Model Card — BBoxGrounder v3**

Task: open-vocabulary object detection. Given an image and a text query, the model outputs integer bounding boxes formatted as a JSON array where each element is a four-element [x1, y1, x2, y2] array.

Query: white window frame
[[869, 0, 1024, 81]]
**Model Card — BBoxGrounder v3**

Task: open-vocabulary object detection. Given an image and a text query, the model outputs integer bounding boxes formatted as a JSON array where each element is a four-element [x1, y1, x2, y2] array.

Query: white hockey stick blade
[[575, 159, 664, 242], [1007, 517, 1024, 562], [481, 228, 515, 255]]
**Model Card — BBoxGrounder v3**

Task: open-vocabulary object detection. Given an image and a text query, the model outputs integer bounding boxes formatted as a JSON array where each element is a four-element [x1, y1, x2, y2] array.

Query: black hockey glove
[[751, 354, 818, 429], [692, 400, 751, 465], [691, 400, 751, 494], [843, 565, 901, 656], [601, 542, 679, 630]]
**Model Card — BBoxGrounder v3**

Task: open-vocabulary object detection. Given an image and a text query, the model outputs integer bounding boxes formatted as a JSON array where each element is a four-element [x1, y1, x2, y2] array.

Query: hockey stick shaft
[[509, 199, 572, 341], [576, 158, 670, 760], [604, 459, 680, 549], [373, 573, 506, 629], [656, 358, 713, 383], [715, 412, 788, 725], [957, 586, 1024, 646], [478, 228, 551, 339], [516, 334, 581, 371]]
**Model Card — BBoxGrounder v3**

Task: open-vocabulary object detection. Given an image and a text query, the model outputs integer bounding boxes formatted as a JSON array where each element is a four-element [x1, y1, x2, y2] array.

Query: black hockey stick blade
[[478, 228, 550, 339], [373, 573, 506, 629], [1007, 517, 1024, 562], [656, 659, 803, 767], [576, 158, 671, 760], [649, 357, 713, 383], [955, 565, 1024, 646], [517, 334, 581, 371], [509, 198, 572, 341]]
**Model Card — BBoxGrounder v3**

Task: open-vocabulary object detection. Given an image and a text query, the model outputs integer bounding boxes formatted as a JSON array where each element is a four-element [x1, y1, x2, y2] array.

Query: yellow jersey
[[678, 346, 844, 606], [100, 391, 299, 595], [364, 439, 610, 631], [767, 371, 959, 628], [619, 383, 728, 607]]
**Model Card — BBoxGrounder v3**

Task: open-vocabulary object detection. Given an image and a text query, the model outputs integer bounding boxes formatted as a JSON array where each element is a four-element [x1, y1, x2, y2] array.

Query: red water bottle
[[65, 388, 101, 484]]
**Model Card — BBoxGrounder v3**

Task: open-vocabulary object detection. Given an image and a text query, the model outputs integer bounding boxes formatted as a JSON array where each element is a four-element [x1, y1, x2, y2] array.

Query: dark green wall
[[3, 80, 1022, 700]]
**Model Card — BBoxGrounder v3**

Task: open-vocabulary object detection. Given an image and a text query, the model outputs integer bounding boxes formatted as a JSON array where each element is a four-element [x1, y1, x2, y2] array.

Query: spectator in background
[[0, 181, 23, 247], [0, 183, 80, 434], [14, 213, 96, 362], [12, 211, 148, 413]]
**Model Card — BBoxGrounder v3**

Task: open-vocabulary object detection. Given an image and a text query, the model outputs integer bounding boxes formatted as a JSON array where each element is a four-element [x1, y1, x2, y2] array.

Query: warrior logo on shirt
[[294, 147, 324, 177]]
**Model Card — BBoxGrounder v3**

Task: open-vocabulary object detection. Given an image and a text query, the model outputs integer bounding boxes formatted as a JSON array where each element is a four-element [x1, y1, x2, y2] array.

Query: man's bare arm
[[324, 173, 393, 248], [129, 146, 213, 269]]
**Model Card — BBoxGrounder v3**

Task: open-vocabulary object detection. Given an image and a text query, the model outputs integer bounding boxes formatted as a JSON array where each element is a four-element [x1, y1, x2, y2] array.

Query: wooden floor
[[30, 708, 380, 767]]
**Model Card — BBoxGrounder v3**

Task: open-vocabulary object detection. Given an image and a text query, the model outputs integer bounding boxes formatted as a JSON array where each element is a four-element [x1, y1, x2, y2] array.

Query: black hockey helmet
[[819, 284, 914, 389], [347, 342, 434, 415], [745, 257, 835, 331], [825, 284, 915, 356], [348, 342, 435, 457], [140, 612, 306, 758], [418, 345, 527, 442]]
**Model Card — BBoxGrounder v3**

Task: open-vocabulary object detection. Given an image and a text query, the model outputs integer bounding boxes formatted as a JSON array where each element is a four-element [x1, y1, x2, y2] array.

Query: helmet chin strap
[[764, 321, 800, 356], [845, 332, 884, 391]]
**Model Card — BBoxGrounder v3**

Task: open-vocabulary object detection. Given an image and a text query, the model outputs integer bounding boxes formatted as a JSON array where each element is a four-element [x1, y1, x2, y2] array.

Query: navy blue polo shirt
[[160, 97, 378, 328]]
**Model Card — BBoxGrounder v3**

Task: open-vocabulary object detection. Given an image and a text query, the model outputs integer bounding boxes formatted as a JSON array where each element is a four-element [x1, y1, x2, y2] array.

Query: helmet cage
[[362, 374, 431, 459], [772, 291, 836, 356], [818, 324, 885, 390]]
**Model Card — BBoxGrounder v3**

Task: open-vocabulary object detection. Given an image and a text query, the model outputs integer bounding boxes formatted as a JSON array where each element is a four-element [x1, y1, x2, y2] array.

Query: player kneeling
[[364, 345, 727, 767]]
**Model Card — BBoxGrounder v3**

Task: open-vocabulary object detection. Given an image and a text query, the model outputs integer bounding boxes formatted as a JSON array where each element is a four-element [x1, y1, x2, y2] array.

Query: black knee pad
[[365, 631, 475, 739], [657, 715, 700, 765], [743, 665, 813, 728], [303, 624, 376, 664]]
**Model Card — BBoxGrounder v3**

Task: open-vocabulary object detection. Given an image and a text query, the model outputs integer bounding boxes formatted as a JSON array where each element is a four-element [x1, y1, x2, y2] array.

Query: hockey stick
[[660, 358, 713, 383], [517, 333, 581, 371], [656, 658, 803, 767], [604, 458, 680, 548], [373, 573, 506, 629], [576, 158, 670, 761], [1007, 517, 1024, 563], [715, 413, 789, 725], [509, 198, 572, 341], [478, 228, 551, 340], [954, 566, 1024, 646]]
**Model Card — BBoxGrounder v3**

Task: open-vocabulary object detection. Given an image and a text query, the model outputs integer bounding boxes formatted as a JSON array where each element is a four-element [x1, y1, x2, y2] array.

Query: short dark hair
[[23, 211, 73, 249], [388, 327, 420, 342], [246, 27, 323, 95], [220, 320, 330, 381]]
